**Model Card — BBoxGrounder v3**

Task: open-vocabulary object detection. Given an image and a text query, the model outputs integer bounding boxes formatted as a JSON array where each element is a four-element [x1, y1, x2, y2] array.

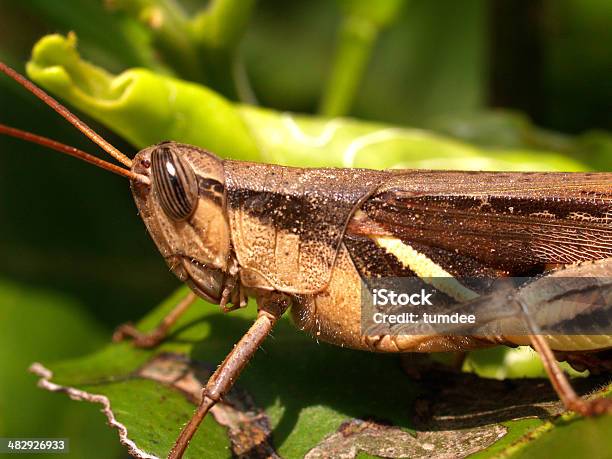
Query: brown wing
[[346, 171, 612, 276]]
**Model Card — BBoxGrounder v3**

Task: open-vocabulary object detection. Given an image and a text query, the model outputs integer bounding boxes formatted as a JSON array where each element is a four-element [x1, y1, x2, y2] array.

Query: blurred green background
[[0, 1, 611, 458]]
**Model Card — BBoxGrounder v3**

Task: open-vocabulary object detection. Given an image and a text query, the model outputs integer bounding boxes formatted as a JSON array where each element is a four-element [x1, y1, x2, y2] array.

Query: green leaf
[[0, 279, 122, 458], [506, 415, 612, 459], [30, 287, 612, 458], [26, 34, 589, 173]]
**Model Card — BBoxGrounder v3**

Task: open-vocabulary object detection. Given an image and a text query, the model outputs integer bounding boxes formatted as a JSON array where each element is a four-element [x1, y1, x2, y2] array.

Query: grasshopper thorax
[[131, 141, 234, 304]]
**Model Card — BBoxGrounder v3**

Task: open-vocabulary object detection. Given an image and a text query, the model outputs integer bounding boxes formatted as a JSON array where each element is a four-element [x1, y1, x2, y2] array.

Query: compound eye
[[151, 146, 198, 221]]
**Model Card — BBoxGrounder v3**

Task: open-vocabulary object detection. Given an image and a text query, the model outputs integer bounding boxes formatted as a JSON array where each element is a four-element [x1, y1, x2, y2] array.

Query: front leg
[[169, 292, 290, 459], [113, 292, 197, 348]]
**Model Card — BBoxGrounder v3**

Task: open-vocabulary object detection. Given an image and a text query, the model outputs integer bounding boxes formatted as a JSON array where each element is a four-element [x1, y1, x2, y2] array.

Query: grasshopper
[[1, 61, 611, 459]]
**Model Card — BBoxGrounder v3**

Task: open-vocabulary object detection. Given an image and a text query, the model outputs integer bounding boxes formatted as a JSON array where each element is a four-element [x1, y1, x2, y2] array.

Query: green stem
[[110, 0, 204, 81], [193, 0, 256, 50], [319, 15, 377, 117], [192, 0, 256, 100], [109, 0, 255, 98]]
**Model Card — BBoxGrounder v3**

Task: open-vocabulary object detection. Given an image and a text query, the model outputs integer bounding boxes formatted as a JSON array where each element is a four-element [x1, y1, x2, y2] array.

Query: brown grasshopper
[[1, 61, 611, 459]]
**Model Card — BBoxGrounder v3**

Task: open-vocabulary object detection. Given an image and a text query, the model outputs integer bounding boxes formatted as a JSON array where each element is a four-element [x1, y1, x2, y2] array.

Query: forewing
[[347, 171, 612, 276]]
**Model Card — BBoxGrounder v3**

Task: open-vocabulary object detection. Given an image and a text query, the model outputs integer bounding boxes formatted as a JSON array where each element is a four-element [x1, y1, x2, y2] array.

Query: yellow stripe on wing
[[373, 236, 479, 302]]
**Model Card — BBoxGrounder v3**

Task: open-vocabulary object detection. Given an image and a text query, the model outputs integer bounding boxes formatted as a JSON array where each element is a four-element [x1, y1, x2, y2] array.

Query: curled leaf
[[27, 34, 589, 172], [27, 33, 259, 160]]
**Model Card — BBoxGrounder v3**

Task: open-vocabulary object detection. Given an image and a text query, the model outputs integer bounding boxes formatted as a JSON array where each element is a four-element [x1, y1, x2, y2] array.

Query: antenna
[[0, 61, 133, 168], [0, 124, 149, 184]]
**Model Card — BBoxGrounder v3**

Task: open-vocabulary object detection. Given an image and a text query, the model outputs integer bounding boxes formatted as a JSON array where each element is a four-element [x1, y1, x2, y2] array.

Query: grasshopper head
[[0, 63, 236, 304], [131, 141, 233, 304]]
